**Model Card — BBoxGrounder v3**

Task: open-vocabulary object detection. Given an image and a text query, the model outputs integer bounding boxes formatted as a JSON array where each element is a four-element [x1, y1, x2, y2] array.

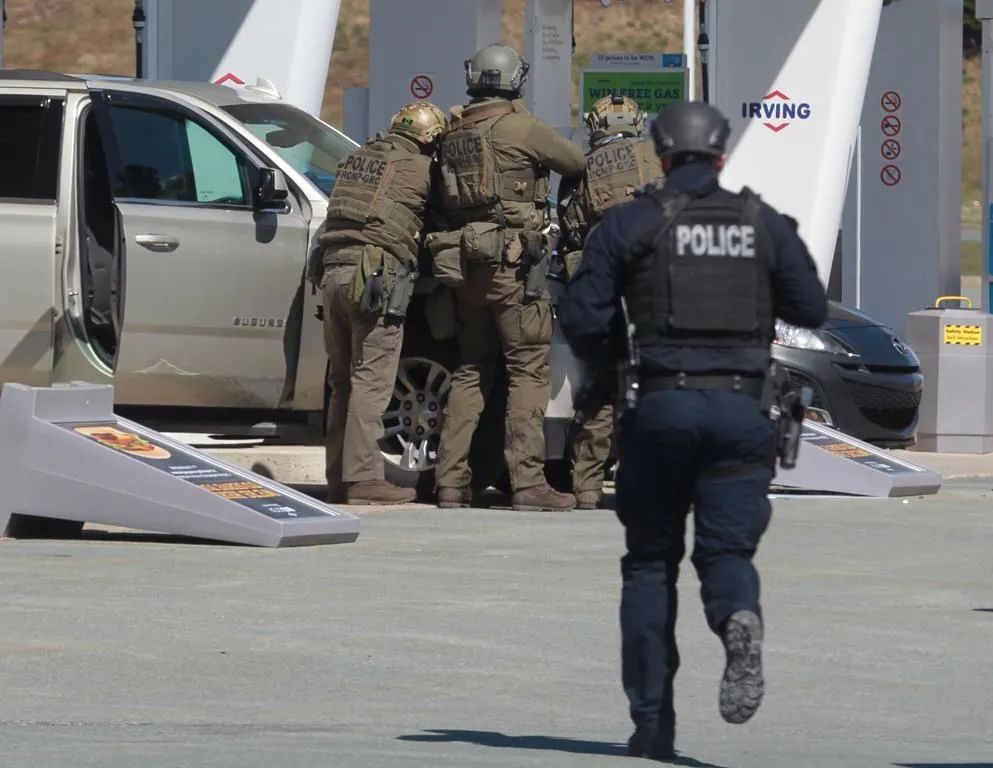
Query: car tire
[[381, 351, 512, 502], [378, 293, 508, 501]]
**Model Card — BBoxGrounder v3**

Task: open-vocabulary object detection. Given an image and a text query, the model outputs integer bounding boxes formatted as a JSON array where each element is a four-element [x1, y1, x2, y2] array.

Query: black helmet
[[651, 101, 731, 159]]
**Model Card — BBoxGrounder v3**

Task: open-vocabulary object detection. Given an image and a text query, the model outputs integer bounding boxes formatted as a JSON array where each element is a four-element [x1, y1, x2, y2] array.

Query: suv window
[[0, 98, 64, 201], [222, 103, 356, 197], [107, 104, 249, 206]]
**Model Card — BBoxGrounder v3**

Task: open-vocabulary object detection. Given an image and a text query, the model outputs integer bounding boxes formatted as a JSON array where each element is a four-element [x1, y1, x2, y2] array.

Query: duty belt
[[641, 373, 765, 398]]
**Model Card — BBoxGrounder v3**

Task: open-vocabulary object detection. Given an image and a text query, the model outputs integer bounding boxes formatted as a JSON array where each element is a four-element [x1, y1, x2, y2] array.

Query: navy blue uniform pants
[[615, 389, 775, 737]]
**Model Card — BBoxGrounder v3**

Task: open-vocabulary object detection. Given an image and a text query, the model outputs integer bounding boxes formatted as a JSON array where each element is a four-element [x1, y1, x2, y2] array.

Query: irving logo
[[741, 90, 812, 133]]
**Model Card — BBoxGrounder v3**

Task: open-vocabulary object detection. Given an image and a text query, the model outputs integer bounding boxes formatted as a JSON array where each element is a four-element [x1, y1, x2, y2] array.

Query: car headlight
[[775, 320, 854, 355]]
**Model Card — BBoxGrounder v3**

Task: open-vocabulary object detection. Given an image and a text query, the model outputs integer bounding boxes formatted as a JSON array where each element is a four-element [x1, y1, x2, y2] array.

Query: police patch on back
[[442, 133, 485, 169], [587, 142, 638, 182], [675, 224, 757, 258], [337, 152, 389, 187]]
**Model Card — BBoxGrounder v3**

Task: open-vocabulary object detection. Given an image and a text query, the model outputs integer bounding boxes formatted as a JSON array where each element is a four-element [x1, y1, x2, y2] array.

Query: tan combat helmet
[[389, 101, 448, 146], [585, 94, 646, 144]]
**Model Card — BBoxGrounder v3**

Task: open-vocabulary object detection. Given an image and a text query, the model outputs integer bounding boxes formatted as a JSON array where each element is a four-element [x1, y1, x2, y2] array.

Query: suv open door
[[87, 88, 312, 408]]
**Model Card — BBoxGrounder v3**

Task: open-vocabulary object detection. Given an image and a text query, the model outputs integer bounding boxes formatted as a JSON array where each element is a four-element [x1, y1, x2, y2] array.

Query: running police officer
[[315, 101, 447, 506], [433, 43, 586, 511], [558, 94, 663, 510], [558, 101, 827, 759]]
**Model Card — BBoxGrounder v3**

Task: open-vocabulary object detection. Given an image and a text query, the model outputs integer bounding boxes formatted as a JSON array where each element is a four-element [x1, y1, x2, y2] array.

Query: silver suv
[[0, 70, 580, 490]]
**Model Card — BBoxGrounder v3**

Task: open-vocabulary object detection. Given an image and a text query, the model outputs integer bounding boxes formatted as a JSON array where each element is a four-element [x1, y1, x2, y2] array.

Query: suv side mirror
[[255, 167, 289, 210]]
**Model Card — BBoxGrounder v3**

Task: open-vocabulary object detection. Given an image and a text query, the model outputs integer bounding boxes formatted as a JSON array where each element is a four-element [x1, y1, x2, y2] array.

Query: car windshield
[[222, 103, 356, 197]]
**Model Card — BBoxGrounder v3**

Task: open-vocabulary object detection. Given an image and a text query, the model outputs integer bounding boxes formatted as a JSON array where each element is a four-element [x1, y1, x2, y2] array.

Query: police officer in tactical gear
[[558, 101, 827, 759], [316, 101, 447, 506], [433, 43, 586, 511], [558, 94, 662, 510]]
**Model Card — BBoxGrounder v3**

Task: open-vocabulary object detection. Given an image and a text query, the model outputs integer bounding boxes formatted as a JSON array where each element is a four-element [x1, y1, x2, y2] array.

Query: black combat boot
[[719, 610, 765, 724], [627, 725, 675, 761]]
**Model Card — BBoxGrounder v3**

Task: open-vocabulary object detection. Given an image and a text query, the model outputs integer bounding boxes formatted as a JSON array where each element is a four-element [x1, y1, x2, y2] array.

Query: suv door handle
[[135, 234, 180, 252]]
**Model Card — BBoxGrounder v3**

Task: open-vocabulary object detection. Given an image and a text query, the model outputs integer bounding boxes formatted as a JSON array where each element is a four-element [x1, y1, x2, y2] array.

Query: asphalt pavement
[[1, 481, 992, 768]]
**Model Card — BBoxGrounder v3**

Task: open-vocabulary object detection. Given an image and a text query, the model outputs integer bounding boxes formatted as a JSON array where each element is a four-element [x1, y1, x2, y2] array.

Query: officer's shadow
[[397, 729, 728, 767]]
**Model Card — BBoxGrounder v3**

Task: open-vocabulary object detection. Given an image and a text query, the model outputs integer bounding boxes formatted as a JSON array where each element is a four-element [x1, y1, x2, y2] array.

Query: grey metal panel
[[775, 420, 942, 497], [0, 383, 359, 547]]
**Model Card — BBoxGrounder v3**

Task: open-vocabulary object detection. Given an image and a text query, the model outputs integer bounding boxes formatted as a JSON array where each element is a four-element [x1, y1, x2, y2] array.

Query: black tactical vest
[[623, 187, 775, 350]]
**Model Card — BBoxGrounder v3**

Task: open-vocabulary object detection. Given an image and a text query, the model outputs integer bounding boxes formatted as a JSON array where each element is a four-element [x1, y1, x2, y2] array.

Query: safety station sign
[[943, 324, 983, 346], [580, 52, 687, 122]]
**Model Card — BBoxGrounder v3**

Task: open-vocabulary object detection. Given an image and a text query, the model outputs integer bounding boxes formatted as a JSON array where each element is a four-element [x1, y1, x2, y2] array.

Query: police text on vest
[[675, 225, 756, 258]]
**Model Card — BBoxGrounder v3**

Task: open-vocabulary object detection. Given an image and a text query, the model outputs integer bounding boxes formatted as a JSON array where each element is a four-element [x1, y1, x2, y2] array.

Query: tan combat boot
[[511, 483, 576, 511], [575, 490, 603, 510], [437, 486, 473, 509], [346, 479, 417, 505]]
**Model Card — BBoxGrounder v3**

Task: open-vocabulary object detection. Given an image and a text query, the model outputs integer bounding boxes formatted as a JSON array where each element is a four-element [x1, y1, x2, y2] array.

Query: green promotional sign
[[581, 70, 687, 116]]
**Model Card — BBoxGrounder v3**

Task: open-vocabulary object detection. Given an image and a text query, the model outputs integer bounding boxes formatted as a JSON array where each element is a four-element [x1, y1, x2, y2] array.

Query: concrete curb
[[205, 444, 327, 486], [891, 449, 993, 481], [201, 444, 993, 487]]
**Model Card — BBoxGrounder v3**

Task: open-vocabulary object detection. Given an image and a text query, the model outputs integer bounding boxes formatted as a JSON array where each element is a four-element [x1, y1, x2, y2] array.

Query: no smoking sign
[[410, 74, 433, 99], [879, 90, 903, 188], [881, 90, 902, 113]]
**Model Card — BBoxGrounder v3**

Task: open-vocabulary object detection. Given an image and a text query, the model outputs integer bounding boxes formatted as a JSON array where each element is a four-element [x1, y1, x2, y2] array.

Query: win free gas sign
[[581, 70, 687, 117], [742, 90, 812, 133]]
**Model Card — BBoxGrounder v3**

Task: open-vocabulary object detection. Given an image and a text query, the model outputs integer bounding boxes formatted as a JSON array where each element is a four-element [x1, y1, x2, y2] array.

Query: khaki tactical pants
[[571, 403, 614, 494], [322, 265, 403, 490], [436, 263, 553, 492]]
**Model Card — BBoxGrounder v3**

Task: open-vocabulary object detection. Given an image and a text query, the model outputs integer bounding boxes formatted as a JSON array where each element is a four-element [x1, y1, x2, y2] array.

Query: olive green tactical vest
[[439, 100, 549, 217], [582, 136, 660, 222], [325, 135, 423, 257]]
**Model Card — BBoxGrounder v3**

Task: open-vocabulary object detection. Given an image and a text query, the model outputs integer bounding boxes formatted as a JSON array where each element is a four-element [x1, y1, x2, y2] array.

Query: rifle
[[568, 297, 640, 445], [618, 296, 640, 413], [568, 368, 614, 444]]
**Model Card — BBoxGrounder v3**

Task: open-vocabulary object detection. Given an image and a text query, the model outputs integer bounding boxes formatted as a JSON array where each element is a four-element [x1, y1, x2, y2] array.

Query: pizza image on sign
[[74, 426, 172, 460]]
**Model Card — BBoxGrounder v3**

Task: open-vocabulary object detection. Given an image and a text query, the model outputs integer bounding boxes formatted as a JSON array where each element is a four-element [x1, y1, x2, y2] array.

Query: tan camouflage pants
[[436, 263, 553, 492], [322, 265, 403, 491]]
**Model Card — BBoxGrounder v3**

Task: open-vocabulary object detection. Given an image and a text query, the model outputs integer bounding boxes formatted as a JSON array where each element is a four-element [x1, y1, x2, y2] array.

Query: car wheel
[[381, 355, 451, 496], [380, 353, 513, 499]]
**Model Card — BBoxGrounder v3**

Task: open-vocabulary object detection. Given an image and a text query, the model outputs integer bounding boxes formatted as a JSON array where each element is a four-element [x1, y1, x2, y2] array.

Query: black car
[[772, 301, 922, 447]]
